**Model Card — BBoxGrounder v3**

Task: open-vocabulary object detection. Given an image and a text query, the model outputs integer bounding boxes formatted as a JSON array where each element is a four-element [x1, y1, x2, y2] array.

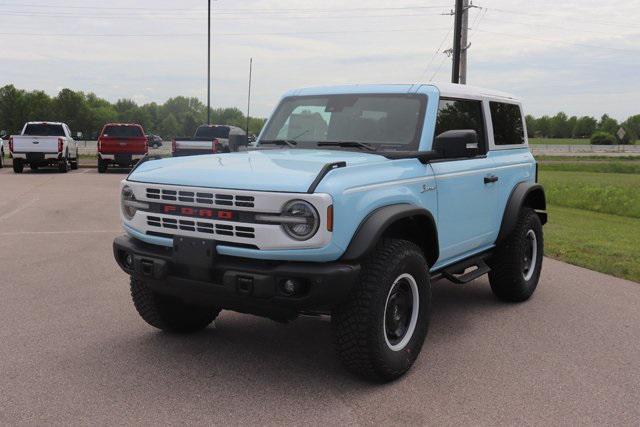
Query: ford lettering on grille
[[162, 204, 235, 220]]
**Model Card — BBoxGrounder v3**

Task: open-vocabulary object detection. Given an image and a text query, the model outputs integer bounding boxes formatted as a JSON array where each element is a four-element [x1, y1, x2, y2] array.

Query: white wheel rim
[[383, 273, 419, 352], [523, 229, 538, 281]]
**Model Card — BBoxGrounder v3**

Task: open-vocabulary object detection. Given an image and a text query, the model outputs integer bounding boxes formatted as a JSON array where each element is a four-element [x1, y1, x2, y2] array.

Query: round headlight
[[281, 200, 319, 241], [121, 185, 148, 220]]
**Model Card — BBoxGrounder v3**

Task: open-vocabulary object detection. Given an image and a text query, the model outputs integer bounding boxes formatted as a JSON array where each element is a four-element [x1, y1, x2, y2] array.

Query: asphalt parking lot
[[1, 166, 639, 425]]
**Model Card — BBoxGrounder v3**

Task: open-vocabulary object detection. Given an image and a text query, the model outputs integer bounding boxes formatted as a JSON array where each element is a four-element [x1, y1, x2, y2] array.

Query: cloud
[[0, 0, 638, 120]]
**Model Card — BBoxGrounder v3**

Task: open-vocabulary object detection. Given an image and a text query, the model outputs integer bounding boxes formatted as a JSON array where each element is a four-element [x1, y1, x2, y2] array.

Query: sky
[[0, 0, 638, 120]]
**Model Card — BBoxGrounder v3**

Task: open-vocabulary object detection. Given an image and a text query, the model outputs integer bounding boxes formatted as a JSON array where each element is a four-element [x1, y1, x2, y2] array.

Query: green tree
[[0, 85, 28, 133], [159, 113, 180, 138], [573, 116, 597, 138], [597, 114, 619, 135], [525, 115, 537, 137], [622, 115, 640, 143]]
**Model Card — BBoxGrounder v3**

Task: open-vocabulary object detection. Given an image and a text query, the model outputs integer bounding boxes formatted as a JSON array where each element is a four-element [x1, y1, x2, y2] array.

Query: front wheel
[[488, 208, 544, 302], [332, 239, 431, 382], [130, 278, 221, 333]]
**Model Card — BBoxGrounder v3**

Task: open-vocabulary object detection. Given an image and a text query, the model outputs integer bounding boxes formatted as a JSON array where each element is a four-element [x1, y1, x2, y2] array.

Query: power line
[[470, 27, 640, 54], [0, 10, 449, 20], [0, 3, 452, 12], [487, 6, 637, 30], [0, 27, 452, 38]]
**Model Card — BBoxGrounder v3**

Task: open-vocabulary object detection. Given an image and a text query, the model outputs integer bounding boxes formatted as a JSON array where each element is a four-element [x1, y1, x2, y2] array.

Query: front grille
[[147, 215, 255, 239], [146, 187, 254, 208]]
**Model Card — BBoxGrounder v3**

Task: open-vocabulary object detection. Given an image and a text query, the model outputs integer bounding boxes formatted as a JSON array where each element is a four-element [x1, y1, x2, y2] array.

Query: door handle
[[484, 175, 499, 184]]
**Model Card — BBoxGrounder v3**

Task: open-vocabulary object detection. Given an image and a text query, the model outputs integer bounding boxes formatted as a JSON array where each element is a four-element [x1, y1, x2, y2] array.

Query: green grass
[[539, 160, 640, 174], [535, 155, 640, 162], [545, 205, 640, 283], [529, 138, 590, 145], [539, 170, 640, 218]]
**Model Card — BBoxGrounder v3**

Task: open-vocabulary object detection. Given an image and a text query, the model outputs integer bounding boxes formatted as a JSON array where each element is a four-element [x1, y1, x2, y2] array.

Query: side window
[[490, 102, 525, 145], [435, 98, 486, 153]]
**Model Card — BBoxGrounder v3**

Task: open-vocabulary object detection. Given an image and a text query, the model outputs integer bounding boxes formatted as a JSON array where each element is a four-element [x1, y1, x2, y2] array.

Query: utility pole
[[451, 0, 463, 84], [207, 0, 211, 125], [246, 58, 253, 138], [459, 0, 469, 84]]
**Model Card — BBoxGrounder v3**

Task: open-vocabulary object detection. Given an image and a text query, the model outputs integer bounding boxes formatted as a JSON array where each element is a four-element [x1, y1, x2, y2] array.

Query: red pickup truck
[[97, 123, 147, 173]]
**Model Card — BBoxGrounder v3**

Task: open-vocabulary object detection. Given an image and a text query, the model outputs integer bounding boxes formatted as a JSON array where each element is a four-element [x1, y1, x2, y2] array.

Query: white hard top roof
[[27, 121, 65, 125], [431, 83, 519, 101], [290, 82, 520, 102]]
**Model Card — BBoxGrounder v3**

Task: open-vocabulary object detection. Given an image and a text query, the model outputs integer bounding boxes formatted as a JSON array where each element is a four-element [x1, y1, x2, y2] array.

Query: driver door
[[429, 98, 498, 266]]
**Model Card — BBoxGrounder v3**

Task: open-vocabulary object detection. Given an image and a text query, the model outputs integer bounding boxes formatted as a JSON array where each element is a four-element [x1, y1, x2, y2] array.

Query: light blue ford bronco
[[113, 83, 547, 382]]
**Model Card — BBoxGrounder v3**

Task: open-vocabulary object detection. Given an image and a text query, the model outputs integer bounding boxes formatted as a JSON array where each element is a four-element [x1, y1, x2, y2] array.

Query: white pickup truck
[[9, 122, 79, 173]]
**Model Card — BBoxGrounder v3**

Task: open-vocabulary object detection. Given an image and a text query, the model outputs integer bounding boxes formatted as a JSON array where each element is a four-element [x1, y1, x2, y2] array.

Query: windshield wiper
[[317, 141, 377, 151], [260, 139, 298, 148]]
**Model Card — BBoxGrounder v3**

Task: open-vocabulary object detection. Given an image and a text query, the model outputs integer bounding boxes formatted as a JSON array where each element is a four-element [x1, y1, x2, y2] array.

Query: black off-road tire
[[13, 159, 24, 173], [332, 239, 431, 382], [130, 278, 221, 333], [97, 158, 108, 173], [488, 208, 543, 302]]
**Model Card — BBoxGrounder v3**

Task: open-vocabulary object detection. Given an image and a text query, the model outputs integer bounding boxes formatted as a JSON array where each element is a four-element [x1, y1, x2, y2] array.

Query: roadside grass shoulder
[[529, 138, 590, 145], [535, 155, 640, 162], [539, 161, 640, 174], [539, 170, 640, 218], [545, 205, 640, 283]]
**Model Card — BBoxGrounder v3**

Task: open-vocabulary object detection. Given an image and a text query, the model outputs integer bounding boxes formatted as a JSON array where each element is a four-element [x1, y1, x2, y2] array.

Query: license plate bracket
[[172, 236, 217, 266]]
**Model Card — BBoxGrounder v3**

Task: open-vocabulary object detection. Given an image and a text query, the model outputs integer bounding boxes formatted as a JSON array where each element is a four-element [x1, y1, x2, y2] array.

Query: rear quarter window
[[490, 102, 525, 145]]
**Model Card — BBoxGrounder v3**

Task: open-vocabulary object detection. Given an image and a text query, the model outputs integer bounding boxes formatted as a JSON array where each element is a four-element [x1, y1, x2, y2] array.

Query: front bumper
[[113, 235, 360, 317]]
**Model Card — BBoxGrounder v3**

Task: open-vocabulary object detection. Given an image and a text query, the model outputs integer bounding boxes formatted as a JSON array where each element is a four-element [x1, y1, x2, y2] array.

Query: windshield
[[102, 125, 143, 138], [23, 124, 65, 136], [260, 94, 426, 150], [195, 126, 231, 139]]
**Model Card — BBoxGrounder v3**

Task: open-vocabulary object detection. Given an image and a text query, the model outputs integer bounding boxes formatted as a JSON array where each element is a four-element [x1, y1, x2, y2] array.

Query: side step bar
[[440, 257, 491, 284]]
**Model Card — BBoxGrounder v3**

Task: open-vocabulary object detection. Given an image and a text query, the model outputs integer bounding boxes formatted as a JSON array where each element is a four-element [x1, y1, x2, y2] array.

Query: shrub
[[590, 131, 616, 145]]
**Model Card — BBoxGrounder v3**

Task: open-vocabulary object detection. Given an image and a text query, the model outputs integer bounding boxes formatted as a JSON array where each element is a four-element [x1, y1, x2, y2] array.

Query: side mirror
[[433, 130, 479, 158]]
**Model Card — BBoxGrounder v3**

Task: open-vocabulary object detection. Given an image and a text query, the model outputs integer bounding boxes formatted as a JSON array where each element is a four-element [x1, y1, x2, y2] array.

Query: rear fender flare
[[497, 182, 547, 243]]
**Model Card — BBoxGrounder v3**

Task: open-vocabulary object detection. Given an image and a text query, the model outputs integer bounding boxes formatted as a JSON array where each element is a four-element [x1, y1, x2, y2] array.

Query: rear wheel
[[58, 151, 69, 173], [332, 239, 431, 382], [97, 158, 107, 173], [70, 149, 79, 170], [130, 278, 221, 333], [13, 159, 23, 173], [489, 208, 543, 302]]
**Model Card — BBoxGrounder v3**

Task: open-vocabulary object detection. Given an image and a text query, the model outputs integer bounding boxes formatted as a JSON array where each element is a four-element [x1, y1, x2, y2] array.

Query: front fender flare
[[341, 203, 439, 265]]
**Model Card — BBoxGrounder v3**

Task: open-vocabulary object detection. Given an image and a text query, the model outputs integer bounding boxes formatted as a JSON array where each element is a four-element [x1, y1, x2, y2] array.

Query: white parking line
[[0, 198, 38, 221]]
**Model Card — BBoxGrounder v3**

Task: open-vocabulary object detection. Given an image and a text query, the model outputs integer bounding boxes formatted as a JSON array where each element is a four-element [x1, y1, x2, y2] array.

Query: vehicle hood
[[128, 149, 389, 192]]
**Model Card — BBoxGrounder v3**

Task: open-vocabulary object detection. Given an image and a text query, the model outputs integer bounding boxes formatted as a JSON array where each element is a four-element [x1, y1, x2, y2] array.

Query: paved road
[[1, 167, 639, 425]]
